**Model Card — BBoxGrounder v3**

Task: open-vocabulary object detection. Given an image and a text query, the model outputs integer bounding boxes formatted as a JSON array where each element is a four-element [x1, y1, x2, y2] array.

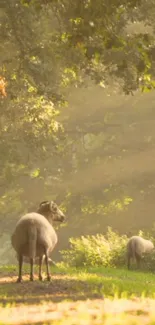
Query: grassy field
[[0, 264, 155, 324]]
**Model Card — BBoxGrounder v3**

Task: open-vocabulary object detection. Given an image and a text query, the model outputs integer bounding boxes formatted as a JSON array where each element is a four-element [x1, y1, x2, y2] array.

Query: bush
[[60, 227, 128, 268], [60, 227, 155, 270]]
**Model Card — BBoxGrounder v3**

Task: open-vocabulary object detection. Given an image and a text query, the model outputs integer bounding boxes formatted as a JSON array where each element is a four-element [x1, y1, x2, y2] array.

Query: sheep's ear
[[39, 201, 50, 207]]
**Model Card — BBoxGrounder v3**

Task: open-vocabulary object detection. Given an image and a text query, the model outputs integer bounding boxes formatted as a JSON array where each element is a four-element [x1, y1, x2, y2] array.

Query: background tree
[[1, 0, 155, 262]]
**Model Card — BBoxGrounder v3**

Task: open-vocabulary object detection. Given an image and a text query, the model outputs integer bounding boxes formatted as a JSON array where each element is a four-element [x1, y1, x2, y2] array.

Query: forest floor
[[0, 265, 155, 324]]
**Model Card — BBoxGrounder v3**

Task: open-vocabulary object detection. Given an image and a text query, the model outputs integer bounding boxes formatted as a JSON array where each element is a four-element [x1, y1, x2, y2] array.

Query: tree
[[1, 0, 155, 262]]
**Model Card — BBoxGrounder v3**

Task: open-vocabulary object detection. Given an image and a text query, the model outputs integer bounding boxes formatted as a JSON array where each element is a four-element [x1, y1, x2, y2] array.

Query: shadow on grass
[[1, 265, 155, 306], [0, 272, 103, 305]]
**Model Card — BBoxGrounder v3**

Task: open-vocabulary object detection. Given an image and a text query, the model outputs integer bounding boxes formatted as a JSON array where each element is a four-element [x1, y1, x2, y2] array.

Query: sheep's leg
[[38, 256, 43, 281], [45, 253, 51, 281], [135, 253, 141, 269], [127, 254, 131, 270], [30, 258, 34, 281], [17, 255, 23, 283]]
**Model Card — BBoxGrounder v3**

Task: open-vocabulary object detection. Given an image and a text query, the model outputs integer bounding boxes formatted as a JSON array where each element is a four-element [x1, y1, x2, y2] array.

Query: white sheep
[[127, 235, 154, 269], [11, 200, 65, 282]]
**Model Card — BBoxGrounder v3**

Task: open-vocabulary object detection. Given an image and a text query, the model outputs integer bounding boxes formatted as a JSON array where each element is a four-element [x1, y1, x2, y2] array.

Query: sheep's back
[[127, 236, 153, 256], [11, 212, 58, 257]]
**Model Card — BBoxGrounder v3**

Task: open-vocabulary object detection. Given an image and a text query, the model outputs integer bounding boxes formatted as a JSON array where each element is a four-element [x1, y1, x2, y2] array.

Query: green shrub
[[106, 228, 128, 267], [60, 227, 155, 270], [60, 227, 128, 268]]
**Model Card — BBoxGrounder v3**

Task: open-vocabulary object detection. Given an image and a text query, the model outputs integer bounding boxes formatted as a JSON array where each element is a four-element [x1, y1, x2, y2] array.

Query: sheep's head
[[37, 200, 66, 223]]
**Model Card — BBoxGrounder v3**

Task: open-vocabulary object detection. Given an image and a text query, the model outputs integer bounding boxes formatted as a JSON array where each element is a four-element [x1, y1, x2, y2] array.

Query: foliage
[[19, 0, 155, 94], [61, 227, 128, 267]]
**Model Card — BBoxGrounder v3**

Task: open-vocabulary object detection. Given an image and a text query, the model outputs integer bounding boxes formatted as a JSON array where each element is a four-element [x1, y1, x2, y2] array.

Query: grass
[[0, 264, 155, 324]]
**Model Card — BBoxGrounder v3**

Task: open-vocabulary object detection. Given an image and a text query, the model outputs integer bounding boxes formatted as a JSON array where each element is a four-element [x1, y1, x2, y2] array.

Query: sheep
[[11, 200, 65, 283], [126, 235, 154, 270]]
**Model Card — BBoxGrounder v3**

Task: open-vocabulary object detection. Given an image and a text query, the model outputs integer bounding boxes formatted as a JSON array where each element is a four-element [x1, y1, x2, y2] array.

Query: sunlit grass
[[0, 264, 155, 299], [1, 264, 155, 324]]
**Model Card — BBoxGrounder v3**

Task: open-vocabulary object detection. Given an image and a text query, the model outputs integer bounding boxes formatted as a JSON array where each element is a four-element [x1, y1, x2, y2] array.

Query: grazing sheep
[[127, 235, 154, 269], [11, 200, 65, 282]]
